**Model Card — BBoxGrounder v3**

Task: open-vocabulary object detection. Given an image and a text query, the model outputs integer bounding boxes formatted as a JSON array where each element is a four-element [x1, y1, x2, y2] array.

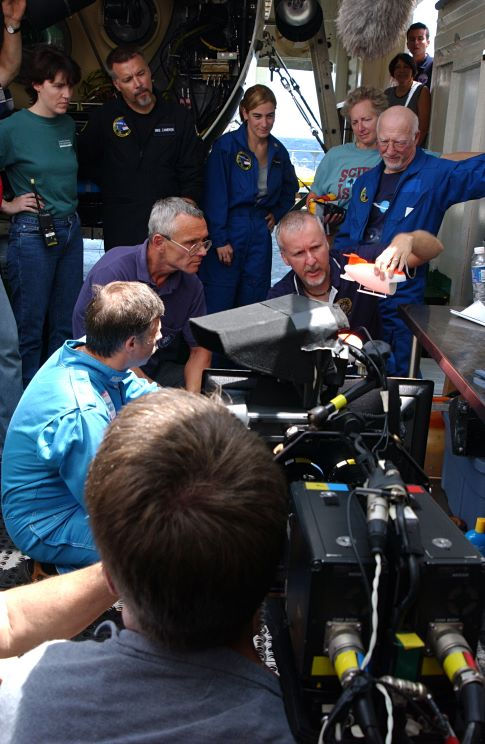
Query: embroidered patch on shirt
[[113, 116, 131, 137], [372, 199, 391, 214], [100, 390, 117, 420], [360, 187, 368, 203], [154, 126, 175, 135], [58, 139, 73, 148], [236, 150, 252, 170], [336, 297, 353, 316]]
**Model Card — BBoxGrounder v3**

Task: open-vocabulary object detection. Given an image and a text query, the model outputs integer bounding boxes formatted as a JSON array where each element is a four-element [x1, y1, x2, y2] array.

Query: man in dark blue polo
[[407, 22, 433, 89], [269, 211, 442, 347], [73, 198, 211, 393]]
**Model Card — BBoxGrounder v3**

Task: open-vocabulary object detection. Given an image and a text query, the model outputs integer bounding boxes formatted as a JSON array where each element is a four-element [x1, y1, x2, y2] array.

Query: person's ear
[[125, 335, 137, 353], [151, 233, 166, 250], [280, 249, 290, 267], [101, 564, 119, 599]]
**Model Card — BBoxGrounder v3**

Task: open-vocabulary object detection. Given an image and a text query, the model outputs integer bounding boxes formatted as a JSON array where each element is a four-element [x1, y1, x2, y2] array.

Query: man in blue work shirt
[[1, 281, 163, 573], [334, 106, 485, 375], [73, 197, 212, 393]]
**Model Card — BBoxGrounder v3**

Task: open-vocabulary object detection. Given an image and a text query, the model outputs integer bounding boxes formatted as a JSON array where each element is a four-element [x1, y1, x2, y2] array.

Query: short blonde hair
[[341, 86, 388, 119]]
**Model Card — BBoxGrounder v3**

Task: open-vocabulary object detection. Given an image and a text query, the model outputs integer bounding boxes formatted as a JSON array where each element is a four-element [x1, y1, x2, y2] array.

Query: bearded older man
[[334, 106, 485, 375]]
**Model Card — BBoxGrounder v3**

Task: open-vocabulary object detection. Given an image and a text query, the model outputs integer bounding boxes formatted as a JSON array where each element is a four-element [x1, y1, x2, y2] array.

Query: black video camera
[[191, 296, 485, 744]]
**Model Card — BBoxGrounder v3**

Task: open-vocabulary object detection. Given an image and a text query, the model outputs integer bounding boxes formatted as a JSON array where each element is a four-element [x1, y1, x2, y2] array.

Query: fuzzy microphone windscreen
[[336, 0, 416, 60]]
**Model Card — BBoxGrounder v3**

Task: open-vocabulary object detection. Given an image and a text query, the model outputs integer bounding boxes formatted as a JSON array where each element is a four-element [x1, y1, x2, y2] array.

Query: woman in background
[[0, 45, 82, 388], [384, 53, 431, 145], [306, 86, 388, 232], [199, 84, 298, 313]]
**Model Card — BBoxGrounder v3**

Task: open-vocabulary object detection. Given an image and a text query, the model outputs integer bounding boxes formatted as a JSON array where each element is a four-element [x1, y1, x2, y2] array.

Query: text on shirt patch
[[154, 126, 176, 135], [58, 139, 72, 148]]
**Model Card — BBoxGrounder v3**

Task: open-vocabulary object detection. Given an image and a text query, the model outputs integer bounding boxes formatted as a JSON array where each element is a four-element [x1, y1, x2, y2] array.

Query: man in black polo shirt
[[78, 45, 205, 251]]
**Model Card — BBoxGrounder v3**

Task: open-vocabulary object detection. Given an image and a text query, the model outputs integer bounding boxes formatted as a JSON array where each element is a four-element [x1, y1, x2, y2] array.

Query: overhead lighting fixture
[[274, 0, 323, 43]]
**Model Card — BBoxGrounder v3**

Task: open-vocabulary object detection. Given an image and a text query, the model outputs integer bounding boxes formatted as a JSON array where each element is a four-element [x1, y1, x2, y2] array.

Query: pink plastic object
[[341, 253, 407, 297]]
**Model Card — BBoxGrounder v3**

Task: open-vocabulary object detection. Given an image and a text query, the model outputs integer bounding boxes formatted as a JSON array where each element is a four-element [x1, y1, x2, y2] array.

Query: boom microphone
[[336, 0, 415, 60]]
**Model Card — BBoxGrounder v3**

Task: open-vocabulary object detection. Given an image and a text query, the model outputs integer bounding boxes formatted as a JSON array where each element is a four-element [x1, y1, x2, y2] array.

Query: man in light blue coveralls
[[334, 106, 485, 376], [1, 281, 163, 573]]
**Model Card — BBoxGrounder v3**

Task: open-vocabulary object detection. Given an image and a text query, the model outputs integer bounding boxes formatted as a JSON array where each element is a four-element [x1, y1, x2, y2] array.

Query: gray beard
[[303, 269, 327, 290]]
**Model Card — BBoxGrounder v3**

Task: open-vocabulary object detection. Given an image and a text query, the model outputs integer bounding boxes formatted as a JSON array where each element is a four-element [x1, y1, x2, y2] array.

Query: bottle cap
[[473, 246, 485, 255], [475, 518, 485, 532]]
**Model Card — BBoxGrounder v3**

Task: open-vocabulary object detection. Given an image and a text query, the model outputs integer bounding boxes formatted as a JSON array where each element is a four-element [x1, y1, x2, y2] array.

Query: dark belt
[[11, 212, 79, 226]]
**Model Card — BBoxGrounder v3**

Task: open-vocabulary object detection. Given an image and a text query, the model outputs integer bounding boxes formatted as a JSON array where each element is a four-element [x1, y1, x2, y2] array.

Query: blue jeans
[[7, 213, 83, 387], [0, 274, 23, 472]]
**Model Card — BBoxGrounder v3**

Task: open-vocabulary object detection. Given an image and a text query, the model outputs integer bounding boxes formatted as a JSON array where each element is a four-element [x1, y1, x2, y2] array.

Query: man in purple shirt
[[73, 197, 212, 393]]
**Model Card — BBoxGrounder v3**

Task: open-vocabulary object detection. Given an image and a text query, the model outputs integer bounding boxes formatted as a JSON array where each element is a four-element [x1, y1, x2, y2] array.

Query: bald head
[[376, 106, 420, 173], [377, 106, 419, 137]]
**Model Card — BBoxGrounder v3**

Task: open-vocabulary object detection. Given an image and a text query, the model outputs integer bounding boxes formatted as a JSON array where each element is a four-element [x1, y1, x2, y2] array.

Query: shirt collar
[[136, 240, 183, 295], [63, 340, 130, 384]]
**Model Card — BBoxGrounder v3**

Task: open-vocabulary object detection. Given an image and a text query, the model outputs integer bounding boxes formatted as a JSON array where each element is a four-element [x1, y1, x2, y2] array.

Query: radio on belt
[[31, 178, 58, 248]]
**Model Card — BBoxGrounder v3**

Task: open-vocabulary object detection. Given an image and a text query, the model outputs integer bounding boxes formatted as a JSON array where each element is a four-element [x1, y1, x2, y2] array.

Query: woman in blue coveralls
[[199, 84, 298, 313]]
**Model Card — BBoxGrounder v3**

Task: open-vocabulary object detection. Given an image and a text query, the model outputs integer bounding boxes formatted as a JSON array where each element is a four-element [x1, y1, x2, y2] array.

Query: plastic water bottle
[[465, 518, 485, 557], [471, 246, 485, 303]]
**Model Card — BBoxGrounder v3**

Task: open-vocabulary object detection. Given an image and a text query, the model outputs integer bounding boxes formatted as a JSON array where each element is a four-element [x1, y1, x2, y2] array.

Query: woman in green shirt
[[0, 45, 82, 387]]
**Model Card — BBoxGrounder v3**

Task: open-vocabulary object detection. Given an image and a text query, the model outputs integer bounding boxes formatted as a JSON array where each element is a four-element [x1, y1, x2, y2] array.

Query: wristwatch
[[4, 23, 21, 34]]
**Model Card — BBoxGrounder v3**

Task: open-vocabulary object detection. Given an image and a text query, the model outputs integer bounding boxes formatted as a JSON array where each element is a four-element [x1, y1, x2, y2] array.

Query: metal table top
[[399, 304, 485, 422]]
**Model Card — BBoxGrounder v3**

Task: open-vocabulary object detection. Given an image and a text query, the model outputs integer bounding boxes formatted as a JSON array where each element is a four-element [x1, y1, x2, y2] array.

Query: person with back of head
[[1, 282, 163, 575], [0, 389, 295, 743], [77, 45, 205, 251], [72, 197, 212, 392], [334, 106, 485, 376], [407, 21, 433, 89]]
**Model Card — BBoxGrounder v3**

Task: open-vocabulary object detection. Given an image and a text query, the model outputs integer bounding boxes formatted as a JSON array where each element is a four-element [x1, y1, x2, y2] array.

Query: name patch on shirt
[[154, 126, 175, 136], [113, 116, 131, 137], [236, 150, 252, 171], [58, 139, 73, 149]]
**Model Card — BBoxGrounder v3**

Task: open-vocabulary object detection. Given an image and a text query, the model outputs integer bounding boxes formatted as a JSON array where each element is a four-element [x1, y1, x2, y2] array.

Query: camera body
[[192, 297, 485, 743]]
